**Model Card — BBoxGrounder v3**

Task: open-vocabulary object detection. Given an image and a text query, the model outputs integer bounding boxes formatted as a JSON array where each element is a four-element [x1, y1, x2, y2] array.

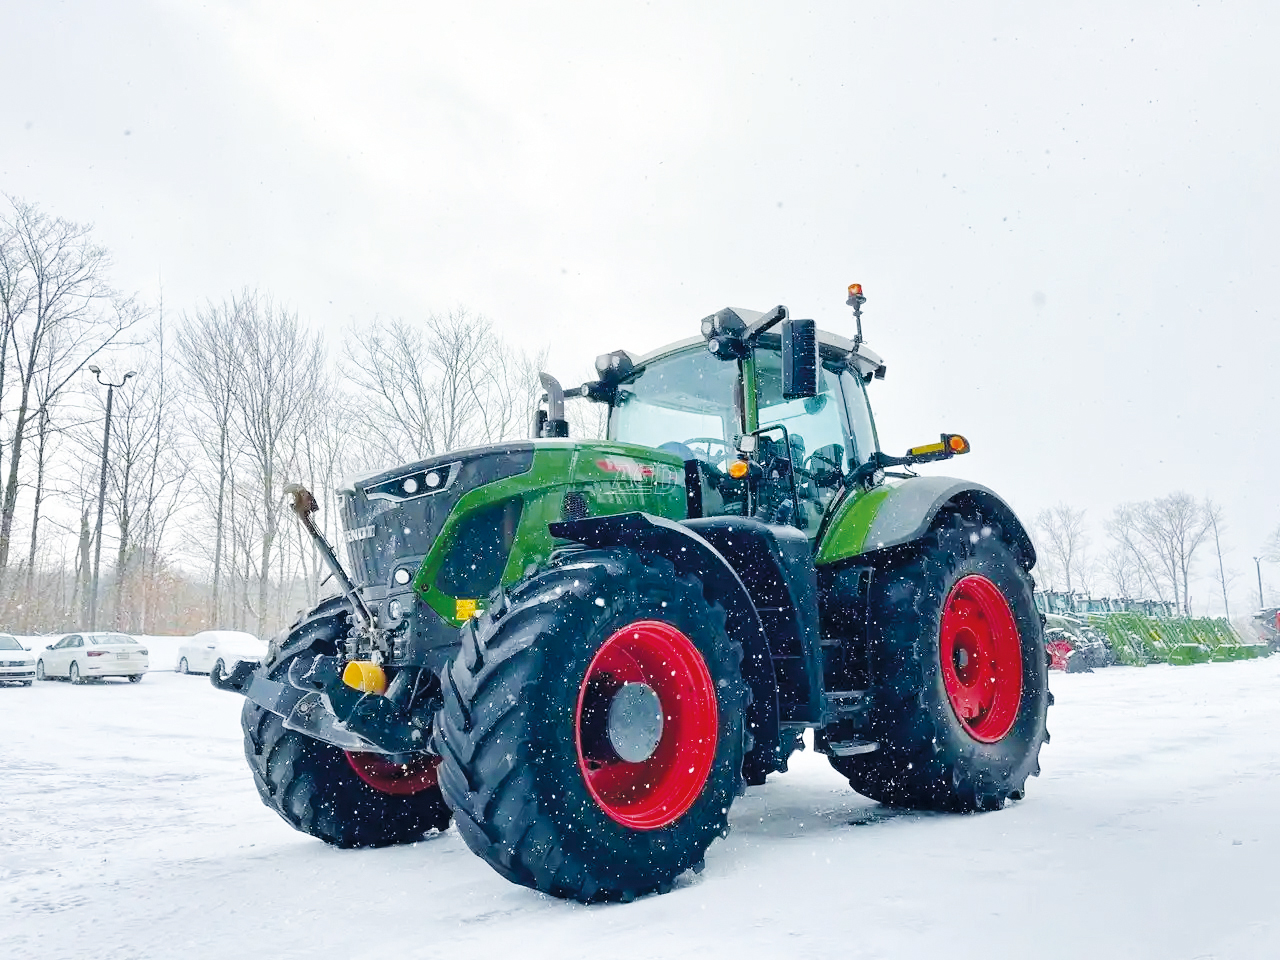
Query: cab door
[[750, 347, 872, 535]]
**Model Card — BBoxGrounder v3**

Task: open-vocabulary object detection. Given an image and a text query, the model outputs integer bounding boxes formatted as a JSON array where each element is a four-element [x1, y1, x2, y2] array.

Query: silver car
[[36, 632, 149, 683], [0, 634, 36, 685], [177, 630, 266, 676]]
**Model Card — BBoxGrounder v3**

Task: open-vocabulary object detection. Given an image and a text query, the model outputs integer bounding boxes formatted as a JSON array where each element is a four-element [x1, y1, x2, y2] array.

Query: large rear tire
[[435, 548, 748, 902], [240, 599, 451, 848], [829, 515, 1050, 812]]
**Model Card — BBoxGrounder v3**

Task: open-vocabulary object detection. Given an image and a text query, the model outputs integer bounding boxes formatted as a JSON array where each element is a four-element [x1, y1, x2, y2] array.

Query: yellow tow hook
[[342, 660, 387, 695]]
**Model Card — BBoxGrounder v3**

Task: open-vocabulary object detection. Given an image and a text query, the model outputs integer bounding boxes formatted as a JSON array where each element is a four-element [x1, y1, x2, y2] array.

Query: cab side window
[[755, 350, 850, 531]]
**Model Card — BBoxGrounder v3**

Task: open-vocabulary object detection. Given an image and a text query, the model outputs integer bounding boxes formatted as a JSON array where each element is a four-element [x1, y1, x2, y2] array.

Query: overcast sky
[[3, 1, 1277, 612]]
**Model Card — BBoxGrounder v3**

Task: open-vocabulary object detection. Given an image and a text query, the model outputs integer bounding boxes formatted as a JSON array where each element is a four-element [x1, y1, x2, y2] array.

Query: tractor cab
[[599, 305, 885, 536]]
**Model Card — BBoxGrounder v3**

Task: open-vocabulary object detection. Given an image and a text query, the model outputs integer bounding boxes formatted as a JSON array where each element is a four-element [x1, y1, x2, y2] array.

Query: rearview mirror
[[781, 318, 818, 399]]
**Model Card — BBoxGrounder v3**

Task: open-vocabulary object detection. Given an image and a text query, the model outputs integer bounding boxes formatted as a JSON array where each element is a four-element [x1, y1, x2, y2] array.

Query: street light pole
[[1256, 556, 1266, 610], [88, 366, 135, 630]]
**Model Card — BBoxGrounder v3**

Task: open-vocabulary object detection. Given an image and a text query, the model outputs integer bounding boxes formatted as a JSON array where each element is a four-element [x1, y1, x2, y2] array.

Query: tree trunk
[[0, 378, 34, 574], [212, 423, 227, 626], [114, 458, 132, 630], [24, 408, 49, 606]]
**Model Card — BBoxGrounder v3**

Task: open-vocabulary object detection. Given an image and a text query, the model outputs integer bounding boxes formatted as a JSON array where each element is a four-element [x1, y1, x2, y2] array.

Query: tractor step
[[823, 689, 869, 718], [826, 737, 879, 757]]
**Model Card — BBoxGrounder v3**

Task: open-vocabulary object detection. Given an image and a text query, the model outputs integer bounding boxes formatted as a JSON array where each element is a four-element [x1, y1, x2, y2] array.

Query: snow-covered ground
[[3, 660, 1278, 960]]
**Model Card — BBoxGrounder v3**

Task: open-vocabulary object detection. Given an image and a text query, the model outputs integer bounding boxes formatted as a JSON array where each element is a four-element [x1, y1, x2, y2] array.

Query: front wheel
[[435, 548, 748, 902], [69, 662, 82, 685], [178, 658, 189, 675], [240, 598, 451, 848], [830, 515, 1050, 812], [36, 660, 46, 681]]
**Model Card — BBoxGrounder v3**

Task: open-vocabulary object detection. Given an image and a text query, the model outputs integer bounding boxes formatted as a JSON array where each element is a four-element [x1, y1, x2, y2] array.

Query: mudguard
[[815, 476, 1036, 570], [550, 512, 784, 778]]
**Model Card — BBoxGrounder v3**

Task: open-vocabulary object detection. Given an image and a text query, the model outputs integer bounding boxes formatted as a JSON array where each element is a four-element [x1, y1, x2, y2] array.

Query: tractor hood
[[336, 442, 536, 594]]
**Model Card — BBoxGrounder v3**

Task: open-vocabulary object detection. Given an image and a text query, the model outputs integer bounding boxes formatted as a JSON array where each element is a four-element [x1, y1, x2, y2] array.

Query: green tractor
[[215, 286, 1050, 901]]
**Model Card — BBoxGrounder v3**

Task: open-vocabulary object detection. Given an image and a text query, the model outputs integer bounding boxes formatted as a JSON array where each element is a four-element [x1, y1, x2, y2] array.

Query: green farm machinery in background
[[1035, 592, 1271, 667]]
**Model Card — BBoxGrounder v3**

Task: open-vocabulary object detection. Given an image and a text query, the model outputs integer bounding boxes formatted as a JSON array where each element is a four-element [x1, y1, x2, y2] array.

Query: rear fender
[[550, 512, 783, 777], [815, 476, 1036, 570]]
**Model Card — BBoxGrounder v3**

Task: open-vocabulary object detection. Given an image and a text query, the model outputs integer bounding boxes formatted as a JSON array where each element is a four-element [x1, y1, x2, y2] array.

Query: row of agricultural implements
[[1035, 592, 1274, 668]]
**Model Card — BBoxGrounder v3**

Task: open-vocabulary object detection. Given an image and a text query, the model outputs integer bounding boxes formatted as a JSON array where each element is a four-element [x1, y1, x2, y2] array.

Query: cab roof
[[631, 307, 886, 380]]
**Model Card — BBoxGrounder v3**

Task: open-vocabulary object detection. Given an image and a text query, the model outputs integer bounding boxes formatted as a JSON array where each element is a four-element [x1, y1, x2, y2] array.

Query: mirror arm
[[746, 305, 788, 343]]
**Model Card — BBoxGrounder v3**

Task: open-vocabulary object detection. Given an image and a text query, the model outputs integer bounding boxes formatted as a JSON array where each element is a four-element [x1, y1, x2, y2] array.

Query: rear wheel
[[241, 600, 451, 848], [829, 516, 1050, 812], [435, 548, 748, 902], [129, 674, 143, 683]]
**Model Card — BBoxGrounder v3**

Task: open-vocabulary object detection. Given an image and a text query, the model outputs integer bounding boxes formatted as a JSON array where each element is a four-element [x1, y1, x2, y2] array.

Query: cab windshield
[[608, 348, 740, 461]]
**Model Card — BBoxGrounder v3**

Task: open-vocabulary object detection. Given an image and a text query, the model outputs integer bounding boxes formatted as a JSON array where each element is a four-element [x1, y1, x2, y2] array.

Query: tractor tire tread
[[435, 548, 747, 902]]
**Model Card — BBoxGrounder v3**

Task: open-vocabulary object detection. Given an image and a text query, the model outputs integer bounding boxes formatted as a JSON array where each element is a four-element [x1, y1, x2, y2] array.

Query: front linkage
[[213, 485, 430, 758]]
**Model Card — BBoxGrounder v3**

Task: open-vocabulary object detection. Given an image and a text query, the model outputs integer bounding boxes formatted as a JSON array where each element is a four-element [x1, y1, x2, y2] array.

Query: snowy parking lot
[[3, 659, 1278, 960]]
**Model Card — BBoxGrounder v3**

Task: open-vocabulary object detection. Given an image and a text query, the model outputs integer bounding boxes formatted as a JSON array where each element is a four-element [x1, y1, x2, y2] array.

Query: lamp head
[[88, 365, 101, 375]]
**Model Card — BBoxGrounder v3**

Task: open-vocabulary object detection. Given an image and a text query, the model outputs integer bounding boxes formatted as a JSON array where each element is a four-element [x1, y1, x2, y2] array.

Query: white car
[[0, 634, 36, 685], [177, 630, 266, 676], [36, 632, 149, 683]]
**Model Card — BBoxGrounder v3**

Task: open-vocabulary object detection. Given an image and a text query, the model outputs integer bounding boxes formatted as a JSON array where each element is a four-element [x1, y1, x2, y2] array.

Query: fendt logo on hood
[[594, 457, 680, 487]]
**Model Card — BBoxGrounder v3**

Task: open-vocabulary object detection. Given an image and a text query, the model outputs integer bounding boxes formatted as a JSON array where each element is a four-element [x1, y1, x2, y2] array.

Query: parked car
[[36, 632, 149, 683], [177, 631, 265, 676], [0, 634, 36, 685]]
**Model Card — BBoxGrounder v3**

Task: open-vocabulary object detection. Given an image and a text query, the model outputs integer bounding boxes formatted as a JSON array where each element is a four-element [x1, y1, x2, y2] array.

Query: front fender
[[815, 476, 1036, 570]]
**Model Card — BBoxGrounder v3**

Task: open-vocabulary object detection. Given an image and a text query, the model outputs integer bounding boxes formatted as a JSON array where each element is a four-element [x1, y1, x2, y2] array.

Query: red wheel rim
[[939, 575, 1023, 742], [575, 620, 719, 830], [344, 751, 440, 796]]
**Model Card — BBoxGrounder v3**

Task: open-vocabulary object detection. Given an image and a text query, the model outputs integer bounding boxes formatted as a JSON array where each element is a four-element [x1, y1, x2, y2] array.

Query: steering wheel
[[804, 449, 843, 487], [681, 437, 732, 463]]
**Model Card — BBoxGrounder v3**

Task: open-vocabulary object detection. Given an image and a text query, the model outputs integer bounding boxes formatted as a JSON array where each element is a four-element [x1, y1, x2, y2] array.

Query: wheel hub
[[606, 682, 664, 763]]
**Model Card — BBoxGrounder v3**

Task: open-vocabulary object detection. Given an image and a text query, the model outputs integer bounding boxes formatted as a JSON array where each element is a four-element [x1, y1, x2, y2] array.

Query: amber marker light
[[947, 435, 970, 454], [908, 441, 948, 457], [728, 460, 750, 479], [847, 283, 863, 298]]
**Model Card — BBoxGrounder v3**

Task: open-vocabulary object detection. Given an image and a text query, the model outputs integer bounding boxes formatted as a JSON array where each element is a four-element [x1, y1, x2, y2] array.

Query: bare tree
[[0, 197, 140, 582], [1100, 543, 1144, 600], [1106, 505, 1168, 601], [1204, 498, 1235, 618], [1265, 525, 1280, 562], [343, 309, 547, 465], [342, 316, 439, 464], [231, 294, 326, 636], [175, 293, 244, 625], [1122, 493, 1213, 615], [1034, 504, 1089, 594]]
